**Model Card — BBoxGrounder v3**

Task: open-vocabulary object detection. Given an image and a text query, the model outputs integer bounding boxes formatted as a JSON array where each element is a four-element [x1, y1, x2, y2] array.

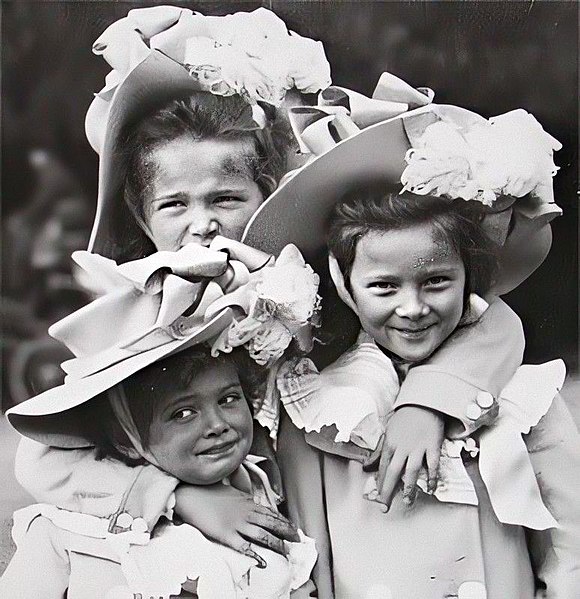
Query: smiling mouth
[[197, 440, 237, 456], [392, 324, 434, 338]]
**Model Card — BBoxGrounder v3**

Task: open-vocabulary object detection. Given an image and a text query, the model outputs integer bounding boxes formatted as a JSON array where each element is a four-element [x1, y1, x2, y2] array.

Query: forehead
[[154, 358, 242, 411], [149, 136, 258, 182], [353, 224, 461, 276]]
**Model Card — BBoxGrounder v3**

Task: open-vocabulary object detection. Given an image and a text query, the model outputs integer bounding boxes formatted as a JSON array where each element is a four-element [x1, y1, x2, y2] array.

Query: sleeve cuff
[[394, 369, 499, 438], [109, 466, 179, 534]]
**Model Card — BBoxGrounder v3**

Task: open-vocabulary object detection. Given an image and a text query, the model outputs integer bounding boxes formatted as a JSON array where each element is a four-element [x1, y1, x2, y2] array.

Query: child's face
[[146, 359, 254, 485], [349, 223, 466, 363], [143, 137, 264, 249]]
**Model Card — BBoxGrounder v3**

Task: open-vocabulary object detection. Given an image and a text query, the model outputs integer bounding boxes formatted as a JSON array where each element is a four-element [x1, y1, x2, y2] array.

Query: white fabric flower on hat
[[93, 6, 331, 107], [401, 108, 561, 207], [211, 244, 321, 366]]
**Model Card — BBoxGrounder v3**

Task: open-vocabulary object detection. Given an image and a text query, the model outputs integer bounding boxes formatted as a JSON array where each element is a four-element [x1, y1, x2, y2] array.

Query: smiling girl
[[276, 187, 580, 598], [1, 250, 318, 598]]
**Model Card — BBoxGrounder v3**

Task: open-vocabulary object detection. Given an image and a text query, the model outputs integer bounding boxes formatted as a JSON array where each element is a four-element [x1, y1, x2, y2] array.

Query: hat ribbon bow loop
[[289, 72, 434, 156], [61, 240, 273, 379]]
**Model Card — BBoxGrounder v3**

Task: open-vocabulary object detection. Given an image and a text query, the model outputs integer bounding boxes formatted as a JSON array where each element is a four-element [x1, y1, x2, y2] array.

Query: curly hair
[[327, 182, 499, 306]]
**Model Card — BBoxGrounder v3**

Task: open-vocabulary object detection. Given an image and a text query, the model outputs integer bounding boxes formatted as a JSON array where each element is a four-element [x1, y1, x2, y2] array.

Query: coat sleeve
[[525, 394, 580, 599], [277, 412, 334, 599], [394, 297, 525, 438], [15, 437, 178, 531]]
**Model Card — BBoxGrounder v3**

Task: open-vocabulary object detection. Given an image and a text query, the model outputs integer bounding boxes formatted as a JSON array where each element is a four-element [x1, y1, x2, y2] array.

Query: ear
[[328, 253, 359, 316]]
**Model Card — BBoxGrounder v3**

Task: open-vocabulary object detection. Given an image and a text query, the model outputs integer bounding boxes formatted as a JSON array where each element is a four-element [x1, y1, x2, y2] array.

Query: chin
[[392, 345, 435, 364]]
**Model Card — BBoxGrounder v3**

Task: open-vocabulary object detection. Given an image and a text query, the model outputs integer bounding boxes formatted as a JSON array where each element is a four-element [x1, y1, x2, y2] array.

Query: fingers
[[237, 540, 268, 569], [376, 441, 395, 491], [377, 449, 405, 508], [426, 445, 441, 494], [241, 526, 287, 557], [401, 453, 422, 506], [247, 507, 300, 542], [362, 436, 384, 472]]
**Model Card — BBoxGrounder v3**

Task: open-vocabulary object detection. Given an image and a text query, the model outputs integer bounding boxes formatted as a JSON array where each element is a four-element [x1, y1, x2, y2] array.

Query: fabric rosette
[[401, 108, 562, 208], [93, 5, 331, 108], [209, 244, 321, 367]]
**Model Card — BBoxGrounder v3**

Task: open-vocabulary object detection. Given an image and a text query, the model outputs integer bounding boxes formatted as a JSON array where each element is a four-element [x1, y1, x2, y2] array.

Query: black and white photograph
[[1, 1, 578, 597]]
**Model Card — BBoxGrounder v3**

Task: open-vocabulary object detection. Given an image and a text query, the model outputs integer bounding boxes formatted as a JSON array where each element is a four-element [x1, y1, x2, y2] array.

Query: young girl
[[16, 3, 534, 575], [274, 187, 580, 598], [2, 242, 319, 599]]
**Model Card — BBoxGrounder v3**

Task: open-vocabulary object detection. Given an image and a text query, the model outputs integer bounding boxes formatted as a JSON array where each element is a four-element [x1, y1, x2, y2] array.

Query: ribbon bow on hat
[[86, 5, 331, 153], [289, 71, 434, 156], [288, 72, 561, 228], [244, 71, 562, 295], [6, 237, 320, 449]]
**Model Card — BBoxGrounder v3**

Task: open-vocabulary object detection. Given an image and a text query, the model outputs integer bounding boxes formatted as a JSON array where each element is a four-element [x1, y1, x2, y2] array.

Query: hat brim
[[87, 50, 206, 256], [242, 112, 412, 262], [242, 108, 554, 296], [7, 309, 233, 448]]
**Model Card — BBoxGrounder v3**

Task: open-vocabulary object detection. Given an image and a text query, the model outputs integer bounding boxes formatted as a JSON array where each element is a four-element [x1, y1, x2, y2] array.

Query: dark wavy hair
[[81, 346, 266, 466], [327, 183, 499, 308], [105, 92, 294, 263]]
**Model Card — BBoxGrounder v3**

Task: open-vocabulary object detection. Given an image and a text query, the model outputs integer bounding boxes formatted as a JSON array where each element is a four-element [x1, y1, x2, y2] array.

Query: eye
[[425, 276, 450, 287], [219, 392, 242, 406], [369, 281, 396, 292], [213, 196, 244, 208], [171, 407, 197, 421], [157, 199, 186, 211]]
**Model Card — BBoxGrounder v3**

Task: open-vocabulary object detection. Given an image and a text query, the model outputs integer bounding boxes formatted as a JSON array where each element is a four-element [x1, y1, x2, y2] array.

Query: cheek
[[220, 203, 262, 238], [440, 288, 466, 329], [146, 214, 185, 250], [352, 290, 391, 327], [235, 410, 254, 446]]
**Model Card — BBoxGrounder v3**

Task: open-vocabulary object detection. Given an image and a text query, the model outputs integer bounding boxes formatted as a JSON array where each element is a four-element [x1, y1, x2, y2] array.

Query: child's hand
[[174, 483, 300, 567], [363, 406, 444, 509]]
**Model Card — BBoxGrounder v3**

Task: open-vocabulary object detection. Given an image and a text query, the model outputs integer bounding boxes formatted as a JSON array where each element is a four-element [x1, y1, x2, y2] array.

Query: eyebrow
[[362, 265, 463, 281], [149, 191, 188, 203], [150, 185, 250, 204]]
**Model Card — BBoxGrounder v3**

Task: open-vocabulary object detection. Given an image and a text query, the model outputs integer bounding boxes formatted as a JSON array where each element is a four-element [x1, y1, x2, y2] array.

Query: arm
[[15, 437, 298, 557], [525, 394, 580, 598], [371, 297, 524, 504], [394, 297, 525, 437], [15, 437, 178, 530]]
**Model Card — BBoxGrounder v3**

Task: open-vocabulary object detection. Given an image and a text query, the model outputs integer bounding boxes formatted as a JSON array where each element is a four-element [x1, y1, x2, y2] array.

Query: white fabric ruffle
[[11, 459, 316, 599], [277, 323, 564, 530]]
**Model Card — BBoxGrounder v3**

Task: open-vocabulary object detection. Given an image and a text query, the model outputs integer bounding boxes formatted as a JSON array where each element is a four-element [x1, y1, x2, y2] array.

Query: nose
[[186, 205, 219, 242], [203, 407, 230, 438], [394, 288, 430, 320]]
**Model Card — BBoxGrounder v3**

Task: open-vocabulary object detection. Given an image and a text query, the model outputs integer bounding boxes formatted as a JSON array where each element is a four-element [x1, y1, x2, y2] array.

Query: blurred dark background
[[1, 1, 578, 410]]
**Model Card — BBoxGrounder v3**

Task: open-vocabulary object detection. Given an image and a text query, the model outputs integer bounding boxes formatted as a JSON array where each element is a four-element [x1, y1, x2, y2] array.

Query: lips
[[391, 323, 435, 338], [197, 440, 237, 456]]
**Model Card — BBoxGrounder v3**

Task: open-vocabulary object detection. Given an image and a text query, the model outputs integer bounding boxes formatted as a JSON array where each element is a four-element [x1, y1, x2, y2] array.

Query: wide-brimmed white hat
[[6, 238, 321, 448], [85, 5, 332, 256], [242, 73, 563, 296]]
